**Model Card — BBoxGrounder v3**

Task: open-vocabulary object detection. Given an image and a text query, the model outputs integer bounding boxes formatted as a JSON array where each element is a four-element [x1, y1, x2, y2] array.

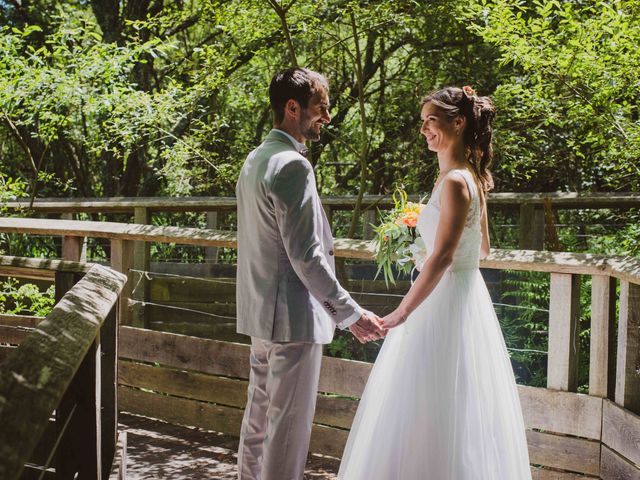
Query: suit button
[[329, 250, 334, 256]]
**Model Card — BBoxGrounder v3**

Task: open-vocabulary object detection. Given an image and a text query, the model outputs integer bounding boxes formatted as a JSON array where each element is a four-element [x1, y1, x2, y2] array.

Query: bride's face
[[420, 102, 461, 153]]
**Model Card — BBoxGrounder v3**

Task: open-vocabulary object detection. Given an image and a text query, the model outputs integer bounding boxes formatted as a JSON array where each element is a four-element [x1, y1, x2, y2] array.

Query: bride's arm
[[480, 201, 490, 259], [383, 175, 470, 329]]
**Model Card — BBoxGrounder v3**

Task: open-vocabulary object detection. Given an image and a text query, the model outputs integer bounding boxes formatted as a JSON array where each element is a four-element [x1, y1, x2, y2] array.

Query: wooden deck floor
[[120, 413, 340, 479]]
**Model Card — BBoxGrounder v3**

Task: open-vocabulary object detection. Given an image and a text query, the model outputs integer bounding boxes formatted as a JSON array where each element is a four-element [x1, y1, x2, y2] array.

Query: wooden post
[[61, 214, 87, 262], [101, 305, 118, 478], [362, 210, 376, 240], [62, 235, 84, 262], [205, 211, 219, 263], [547, 273, 581, 391], [54, 270, 101, 479], [111, 239, 135, 327], [589, 275, 617, 398], [56, 332, 101, 479], [132, 207, 151, 328], [615, 280, 640, 414], [519, 203, 544, 250]]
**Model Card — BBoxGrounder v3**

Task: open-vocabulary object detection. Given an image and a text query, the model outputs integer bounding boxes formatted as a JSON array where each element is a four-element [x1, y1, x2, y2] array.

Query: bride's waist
[[447, 259, 480, 272]]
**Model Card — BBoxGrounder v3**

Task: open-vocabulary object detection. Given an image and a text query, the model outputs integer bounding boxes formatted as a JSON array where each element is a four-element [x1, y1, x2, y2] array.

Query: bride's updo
[[421, 86, 496, 193]]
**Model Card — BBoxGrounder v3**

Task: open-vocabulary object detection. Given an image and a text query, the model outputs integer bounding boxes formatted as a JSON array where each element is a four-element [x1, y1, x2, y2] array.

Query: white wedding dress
[[338, 169, 532, 480]]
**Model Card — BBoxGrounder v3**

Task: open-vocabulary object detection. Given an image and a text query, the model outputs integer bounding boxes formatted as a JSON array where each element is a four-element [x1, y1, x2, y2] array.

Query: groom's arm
[[270, 155, 363, 325]]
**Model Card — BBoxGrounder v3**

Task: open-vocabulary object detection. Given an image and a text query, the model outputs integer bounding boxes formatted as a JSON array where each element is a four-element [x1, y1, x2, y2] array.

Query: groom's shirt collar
[[272, 129, 308, 156]]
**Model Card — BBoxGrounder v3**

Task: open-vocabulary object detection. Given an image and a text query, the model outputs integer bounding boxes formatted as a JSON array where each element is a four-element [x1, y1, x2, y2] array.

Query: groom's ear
[[284, 99, 300, 120]]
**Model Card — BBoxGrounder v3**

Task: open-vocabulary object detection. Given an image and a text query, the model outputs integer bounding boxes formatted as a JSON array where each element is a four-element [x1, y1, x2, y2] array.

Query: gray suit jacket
[[236, 129, 362, 343]]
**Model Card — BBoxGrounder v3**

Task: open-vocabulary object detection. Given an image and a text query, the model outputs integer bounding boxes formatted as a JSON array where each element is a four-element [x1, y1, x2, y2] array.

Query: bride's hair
[[421, 87, 496, 193]]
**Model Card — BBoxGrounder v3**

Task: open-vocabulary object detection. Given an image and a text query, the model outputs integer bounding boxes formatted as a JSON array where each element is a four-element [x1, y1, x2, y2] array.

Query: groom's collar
[[269, 129, 308, 156]]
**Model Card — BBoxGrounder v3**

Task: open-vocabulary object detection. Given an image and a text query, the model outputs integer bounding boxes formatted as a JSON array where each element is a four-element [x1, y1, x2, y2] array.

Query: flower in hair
[[462, 85, 477, 96]]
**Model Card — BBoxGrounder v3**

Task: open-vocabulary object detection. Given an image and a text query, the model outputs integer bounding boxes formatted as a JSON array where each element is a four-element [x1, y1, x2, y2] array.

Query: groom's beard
[[300, 113, 321, 141]]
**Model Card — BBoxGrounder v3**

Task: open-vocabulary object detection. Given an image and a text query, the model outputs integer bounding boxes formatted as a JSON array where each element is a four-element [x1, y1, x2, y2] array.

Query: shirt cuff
[[337, 308, 364, 330]]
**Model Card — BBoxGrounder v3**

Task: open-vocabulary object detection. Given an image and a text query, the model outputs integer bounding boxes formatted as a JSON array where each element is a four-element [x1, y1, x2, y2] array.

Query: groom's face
[[299, 87, 331, 142]]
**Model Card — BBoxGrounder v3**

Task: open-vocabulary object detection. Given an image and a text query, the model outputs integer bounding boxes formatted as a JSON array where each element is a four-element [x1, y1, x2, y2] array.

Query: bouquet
[[372, 188, 427, 286]]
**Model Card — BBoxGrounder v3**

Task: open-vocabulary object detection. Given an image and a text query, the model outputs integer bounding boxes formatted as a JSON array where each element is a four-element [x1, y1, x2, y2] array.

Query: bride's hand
[[381, 309, 408, 329]]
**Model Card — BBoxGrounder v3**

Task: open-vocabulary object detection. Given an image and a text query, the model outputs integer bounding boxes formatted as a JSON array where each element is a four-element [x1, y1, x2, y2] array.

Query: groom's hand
[[349, 311, 386, 343]]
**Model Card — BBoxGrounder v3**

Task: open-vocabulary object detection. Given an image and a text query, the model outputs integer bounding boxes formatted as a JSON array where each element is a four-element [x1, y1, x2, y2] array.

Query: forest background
[[0, 0, 639, 387]]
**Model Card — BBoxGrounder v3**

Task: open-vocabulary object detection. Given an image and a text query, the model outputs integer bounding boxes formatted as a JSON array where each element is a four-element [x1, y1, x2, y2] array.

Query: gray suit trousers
[[237, 338, 323, 480]]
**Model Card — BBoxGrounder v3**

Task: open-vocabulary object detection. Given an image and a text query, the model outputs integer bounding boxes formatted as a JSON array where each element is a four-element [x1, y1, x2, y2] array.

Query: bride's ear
[[454, 115, 466, 132]]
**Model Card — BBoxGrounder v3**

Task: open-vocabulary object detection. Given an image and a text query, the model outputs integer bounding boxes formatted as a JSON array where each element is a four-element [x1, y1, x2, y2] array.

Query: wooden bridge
[[1, 193, 639, 479]]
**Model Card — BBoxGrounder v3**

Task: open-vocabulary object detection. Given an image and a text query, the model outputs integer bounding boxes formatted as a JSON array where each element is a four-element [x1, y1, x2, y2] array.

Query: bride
[[338, 87, 532, 479]]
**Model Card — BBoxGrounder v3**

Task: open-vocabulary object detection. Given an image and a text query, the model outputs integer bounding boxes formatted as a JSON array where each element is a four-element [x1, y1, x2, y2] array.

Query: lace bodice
[[417, 169, 482, 271]]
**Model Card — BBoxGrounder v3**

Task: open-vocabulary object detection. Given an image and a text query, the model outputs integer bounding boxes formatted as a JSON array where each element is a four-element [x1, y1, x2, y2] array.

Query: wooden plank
[[602, 400, 640, 467], [309, 424, 348, 459], [0, 266, 55, 281], [119, 327, 250, 379], [318, 355, 372, 398], [118, 361, 358, 429], [526, 430, 600, 476], [146, 322, 246, 343], [616, 281, 640, 414], [120, 327, 376, 398], [547, 273, 581, 391], [0, 345, 17, 363], [108, 431, 127, 480], [314, 394, 358, 430], [150, 277, 236, 303], [146, 301, 237, 319], [119, 385, 605, 472], [4, 196, 239, 213], [0, 217, 238, 248], [118, 387, 350, 458], [608, 256, 640, 285], [0, 264, 125, 479], [118, 386, 244, 437], [530, 466, 598, 479], [590, 275, 617, 398], [0, 314, 41, 328], [118, 361, 248, 408], [600, 445, 640, 480], [480, 249, 610, 276], [518, 385, 602, 440], [0, 325, 32, 345], [1, 218, 639, 284], [0, 255, 92, 275], [6, 193, 640, 214]]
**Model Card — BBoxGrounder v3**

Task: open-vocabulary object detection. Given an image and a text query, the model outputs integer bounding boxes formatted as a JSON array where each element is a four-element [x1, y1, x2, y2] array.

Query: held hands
[[349, 310, 386, 344], [381, 308, 408, 330]]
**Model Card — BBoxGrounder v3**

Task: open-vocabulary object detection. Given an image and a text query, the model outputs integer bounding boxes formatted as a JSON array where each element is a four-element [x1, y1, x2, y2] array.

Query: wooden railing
[[0, 217, 639, 479], [0, 256, 127, 480], [5, 192, 640, 252]]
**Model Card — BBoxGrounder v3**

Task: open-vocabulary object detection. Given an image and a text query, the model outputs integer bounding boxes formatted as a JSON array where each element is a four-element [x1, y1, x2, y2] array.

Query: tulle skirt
[[338, 268, 532, 480]]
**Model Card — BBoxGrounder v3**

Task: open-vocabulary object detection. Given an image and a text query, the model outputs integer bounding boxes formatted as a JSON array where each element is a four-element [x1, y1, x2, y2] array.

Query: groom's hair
[[269, 68, 329, 124]]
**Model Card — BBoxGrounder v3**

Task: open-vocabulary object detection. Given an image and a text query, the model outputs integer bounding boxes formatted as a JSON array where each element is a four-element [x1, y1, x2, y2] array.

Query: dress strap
[[448, 169, 478, 201]]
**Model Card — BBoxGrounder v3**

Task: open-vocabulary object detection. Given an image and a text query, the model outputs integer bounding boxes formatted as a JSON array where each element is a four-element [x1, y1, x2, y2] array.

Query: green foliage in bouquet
[[373, 188, 427, 286]]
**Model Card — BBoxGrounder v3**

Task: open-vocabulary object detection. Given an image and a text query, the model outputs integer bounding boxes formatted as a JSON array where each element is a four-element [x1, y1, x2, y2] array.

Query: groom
[[235, 67, 384, 480]]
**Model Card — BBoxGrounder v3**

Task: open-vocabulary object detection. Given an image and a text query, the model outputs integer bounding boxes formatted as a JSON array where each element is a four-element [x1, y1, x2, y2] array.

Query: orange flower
[[402, 211, 419, 228]]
